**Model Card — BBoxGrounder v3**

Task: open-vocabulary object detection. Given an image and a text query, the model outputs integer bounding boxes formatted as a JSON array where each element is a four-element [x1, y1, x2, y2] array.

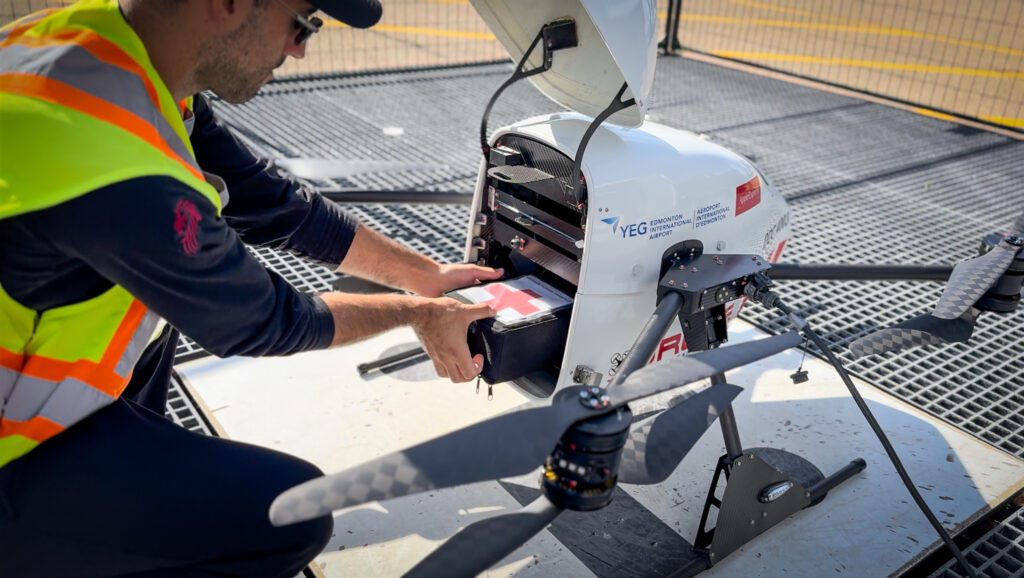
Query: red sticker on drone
[[735, 176, 761, 216]]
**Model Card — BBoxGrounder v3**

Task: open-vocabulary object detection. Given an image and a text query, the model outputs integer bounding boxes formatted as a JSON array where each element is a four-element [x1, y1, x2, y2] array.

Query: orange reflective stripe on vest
[[0, 0, 217, 467], [0, 72, 203, 181], [6, 27, 164, 107], [0, 8, 58, 45], [0, 299, 161, 464]]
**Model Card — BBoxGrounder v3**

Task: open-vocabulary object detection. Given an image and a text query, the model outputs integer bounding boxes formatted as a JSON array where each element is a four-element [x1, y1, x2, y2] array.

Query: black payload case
[[447, 275, 573, 384]]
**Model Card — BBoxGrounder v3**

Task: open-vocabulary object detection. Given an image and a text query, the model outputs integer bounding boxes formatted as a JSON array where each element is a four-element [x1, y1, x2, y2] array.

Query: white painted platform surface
[[178, 321, 1024, 578]]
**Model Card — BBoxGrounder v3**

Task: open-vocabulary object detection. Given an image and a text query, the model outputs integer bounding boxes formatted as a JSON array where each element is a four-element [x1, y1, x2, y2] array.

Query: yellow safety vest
[[0, 0, 222, 467]]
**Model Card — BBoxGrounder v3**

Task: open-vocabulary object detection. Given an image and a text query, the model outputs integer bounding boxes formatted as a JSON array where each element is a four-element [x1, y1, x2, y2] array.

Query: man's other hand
[[415, 264, 504, 298], [413, 298, 497, 382]]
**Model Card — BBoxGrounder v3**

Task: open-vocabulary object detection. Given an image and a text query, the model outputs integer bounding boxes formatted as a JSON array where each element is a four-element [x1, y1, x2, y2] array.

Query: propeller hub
[[542, 405, 632, 512], [578, 386, 612, 410]]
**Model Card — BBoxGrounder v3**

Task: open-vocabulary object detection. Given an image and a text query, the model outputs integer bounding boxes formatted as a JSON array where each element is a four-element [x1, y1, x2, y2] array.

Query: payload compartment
[[447, 275, 573, 385]]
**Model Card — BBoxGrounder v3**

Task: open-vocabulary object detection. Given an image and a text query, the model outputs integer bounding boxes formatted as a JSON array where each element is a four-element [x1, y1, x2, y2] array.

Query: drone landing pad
[[178, 322, 1024, 577]]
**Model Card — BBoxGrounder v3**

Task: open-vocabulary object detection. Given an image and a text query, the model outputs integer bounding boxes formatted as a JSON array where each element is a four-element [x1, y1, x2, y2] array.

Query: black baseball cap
[[310, 0, 382, 28]]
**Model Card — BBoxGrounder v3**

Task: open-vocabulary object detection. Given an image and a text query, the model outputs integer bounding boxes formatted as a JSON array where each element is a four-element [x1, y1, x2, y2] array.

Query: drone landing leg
[[676, 373, 867, 575]]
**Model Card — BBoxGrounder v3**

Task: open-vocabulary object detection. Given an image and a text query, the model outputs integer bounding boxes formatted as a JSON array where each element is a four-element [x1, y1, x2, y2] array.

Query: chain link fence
[[4, 1, 1020, 130]]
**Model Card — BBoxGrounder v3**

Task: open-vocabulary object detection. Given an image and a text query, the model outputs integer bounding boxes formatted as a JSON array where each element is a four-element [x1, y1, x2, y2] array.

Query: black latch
[[542, 18, 578, 53], [489, 146, 523, 167]]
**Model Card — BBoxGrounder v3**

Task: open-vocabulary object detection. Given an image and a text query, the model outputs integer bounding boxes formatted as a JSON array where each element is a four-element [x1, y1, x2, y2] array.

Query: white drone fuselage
[[464, 112, 792, 393]]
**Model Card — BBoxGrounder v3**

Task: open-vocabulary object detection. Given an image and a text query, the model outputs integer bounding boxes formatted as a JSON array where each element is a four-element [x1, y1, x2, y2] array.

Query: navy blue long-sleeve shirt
[[0, 94, 357, 395]]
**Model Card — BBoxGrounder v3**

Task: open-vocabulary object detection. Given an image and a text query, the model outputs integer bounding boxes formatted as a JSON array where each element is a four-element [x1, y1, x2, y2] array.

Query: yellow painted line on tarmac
[[728, 0, 822, 20], [324, 20, 494, 40], [910, 108, 958, 122], [678, 14, 1024, 57], [912, 108, 1024, 129], [323, 9, 1022, 58], [979, 115, 1024, 128], [712, 51, 1024, 79]]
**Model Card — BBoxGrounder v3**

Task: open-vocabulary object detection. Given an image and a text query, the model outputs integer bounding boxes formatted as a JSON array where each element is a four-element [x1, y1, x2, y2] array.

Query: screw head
[[579, 387, 612, 410]]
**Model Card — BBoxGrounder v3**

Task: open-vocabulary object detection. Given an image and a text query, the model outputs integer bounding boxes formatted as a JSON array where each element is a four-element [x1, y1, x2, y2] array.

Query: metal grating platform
[[931, 508, 1024, 578], [197, 59, 1024, 457], [165, 372, 214, 436], [172, 58, 1023, 572]]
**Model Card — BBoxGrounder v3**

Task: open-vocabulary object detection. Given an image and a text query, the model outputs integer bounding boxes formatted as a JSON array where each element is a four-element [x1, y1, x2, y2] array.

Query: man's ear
[[206, 0, 252, 29]]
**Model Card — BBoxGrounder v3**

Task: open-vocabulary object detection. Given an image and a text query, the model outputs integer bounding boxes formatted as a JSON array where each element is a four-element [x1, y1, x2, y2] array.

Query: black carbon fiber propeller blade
[[270, 396, 594, 527], [610, 331, 802, 406], [403, 496, 563, 578], [272, 333, 801, 526], [933, 242, 1021, 320], [618, 383, 743, 485], [849, 209, 1022, 357], [931, 209, 1023, 320], [849, 310, 978, 358]]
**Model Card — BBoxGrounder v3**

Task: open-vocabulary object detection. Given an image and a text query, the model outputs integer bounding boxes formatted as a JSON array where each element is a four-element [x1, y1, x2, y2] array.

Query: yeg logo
[[601, 216, 648, 238]]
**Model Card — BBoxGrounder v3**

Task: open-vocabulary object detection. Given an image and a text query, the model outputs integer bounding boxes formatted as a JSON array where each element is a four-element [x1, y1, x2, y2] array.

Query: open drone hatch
[[471, 134, 585, 393]]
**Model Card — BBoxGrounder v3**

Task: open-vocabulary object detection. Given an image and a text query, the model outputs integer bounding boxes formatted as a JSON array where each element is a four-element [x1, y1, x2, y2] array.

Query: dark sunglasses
[[272, 0, 323, 45], [292, 12, 323, 45]]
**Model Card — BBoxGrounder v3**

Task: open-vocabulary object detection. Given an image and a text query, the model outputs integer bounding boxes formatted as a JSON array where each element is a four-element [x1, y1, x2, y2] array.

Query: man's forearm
[[336, 223, 441, 295], [317, 290, 496, 383], [318, 292, 429, 347]]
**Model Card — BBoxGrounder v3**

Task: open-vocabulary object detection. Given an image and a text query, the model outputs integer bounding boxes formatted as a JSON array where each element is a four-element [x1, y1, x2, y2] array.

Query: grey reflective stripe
[[2, 373, 58, 421], [114, 309, 161, 378], [0, 42, 198, 172], [0, 9, 54, 43], [0, 307, 159, 427], [37, 376, 115, 427], [0, 366, 18, 414]]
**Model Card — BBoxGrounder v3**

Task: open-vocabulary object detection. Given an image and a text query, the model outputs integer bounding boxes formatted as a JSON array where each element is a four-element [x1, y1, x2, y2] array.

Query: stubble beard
[[195, 10, 277, 104]]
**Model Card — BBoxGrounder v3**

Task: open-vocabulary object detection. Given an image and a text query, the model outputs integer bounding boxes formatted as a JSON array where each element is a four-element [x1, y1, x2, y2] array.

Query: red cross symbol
[[481, 285, 543, 316]]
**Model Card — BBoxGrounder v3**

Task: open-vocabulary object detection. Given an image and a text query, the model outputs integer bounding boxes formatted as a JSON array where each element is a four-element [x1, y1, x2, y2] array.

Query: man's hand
[[415, 263, 504, 298], [413, 297, 497, 382], [337, 224, 504, 297]]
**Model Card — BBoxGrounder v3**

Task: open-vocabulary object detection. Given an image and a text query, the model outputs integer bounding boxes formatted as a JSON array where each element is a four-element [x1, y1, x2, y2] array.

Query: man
[[0, 0, 500, 575]]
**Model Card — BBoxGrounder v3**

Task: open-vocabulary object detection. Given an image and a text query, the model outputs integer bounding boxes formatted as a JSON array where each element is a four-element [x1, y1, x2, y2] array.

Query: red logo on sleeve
[[173, 199, 202, 255], [735, 176, 761, 216]]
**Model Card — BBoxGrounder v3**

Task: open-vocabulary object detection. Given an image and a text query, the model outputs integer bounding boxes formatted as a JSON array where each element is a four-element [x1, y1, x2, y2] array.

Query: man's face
[[197, 0, 314, 104]]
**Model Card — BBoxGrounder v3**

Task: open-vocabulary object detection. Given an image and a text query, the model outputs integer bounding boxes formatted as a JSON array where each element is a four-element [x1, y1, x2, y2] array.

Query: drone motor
[[976, 233, 1024, 314], [541, 386, 632, 511]]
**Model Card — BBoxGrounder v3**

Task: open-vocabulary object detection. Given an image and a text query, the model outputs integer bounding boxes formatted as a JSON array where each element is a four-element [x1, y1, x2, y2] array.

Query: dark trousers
[[0, 358, 333, 577]]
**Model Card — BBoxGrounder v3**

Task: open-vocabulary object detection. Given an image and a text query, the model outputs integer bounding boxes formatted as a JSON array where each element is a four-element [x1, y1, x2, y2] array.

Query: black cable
[[763, 296, 977, 577], [479, 28, 548, 155]]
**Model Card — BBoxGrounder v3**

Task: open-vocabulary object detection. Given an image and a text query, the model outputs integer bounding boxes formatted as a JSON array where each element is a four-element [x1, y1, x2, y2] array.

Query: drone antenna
[[790, 347, 809, 384]]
